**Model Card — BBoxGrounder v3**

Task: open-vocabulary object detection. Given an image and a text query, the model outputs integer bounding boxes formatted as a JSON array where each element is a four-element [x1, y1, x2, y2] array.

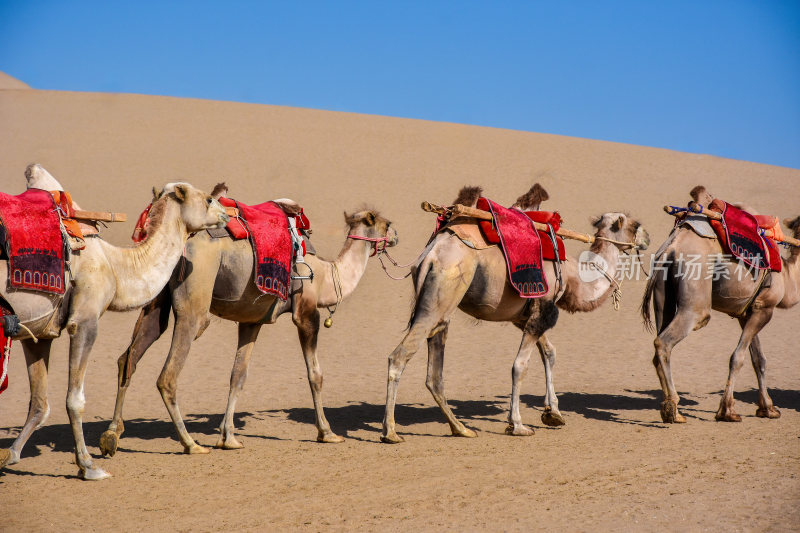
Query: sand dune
[[1, 70, 798, 531]]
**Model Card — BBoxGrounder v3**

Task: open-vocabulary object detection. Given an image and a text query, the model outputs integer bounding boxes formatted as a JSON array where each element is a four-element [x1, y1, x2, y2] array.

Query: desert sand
[[0, 71, 798, 531]]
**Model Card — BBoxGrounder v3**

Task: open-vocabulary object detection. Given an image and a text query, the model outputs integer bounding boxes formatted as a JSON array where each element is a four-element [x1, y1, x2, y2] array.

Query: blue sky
[[1, 1, 798, 168]]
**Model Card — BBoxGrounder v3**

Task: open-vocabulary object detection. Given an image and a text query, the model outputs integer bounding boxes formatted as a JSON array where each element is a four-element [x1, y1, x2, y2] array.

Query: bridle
[[585, 226, 650, 310], [347, 234, 391, 257]]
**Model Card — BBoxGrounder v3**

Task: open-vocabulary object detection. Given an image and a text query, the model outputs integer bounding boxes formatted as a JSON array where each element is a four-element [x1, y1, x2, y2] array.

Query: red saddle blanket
[[217, 197, 292, 300], [476, 206, 566, 262], [0, 189, 66, 295], [476, 197, 549, 298], [708, 199, 781, 273]]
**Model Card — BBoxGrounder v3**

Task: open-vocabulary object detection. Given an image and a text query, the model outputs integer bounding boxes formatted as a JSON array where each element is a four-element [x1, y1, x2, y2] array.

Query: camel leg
[[156, 314, 209, 454], [537, 334, 565, 427], [748, 334, 780, 419], [382, 266, 470, 444], [293, 307, 344, 443], [100, 291, 171, 457], [216, 322, 262, 449], [716, 309, 773, 422], [4, 339, 52, 467], [652, 308, 706, 424], [65, 318, 111, 480], [425, 324, 476, 438], [506, 331, 537, 436]]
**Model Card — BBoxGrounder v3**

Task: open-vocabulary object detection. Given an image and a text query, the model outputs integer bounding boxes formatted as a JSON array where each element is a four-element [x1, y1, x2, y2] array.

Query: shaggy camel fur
[[98, 192, 397, 456], [642, 186, 800, 423], [1, 168, 228, 479], [381, 184, 650, 442]]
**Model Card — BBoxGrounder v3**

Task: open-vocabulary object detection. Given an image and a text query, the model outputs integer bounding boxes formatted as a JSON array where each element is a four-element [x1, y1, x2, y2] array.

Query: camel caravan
[[0, 164, 797, 480]]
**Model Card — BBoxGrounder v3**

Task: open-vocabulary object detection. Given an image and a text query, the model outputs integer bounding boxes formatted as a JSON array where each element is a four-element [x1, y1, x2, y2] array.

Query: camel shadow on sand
[[272, 388, 709, 438], [0, 411, 274, 461]]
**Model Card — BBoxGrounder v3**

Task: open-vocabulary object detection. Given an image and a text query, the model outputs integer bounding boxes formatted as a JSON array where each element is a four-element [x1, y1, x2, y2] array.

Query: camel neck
[[100, 199, 188, 311], [326, 235, 372, 302], [560, 240, 621, 313], [778, 246, 800, 308]]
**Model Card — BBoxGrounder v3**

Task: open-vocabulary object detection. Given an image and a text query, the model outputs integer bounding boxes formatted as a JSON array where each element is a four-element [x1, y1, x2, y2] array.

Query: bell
[[324, 317, 333, 328]]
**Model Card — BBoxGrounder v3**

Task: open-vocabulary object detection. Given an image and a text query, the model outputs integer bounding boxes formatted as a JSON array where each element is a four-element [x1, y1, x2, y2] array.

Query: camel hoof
[[0, 449, 11, 469], [715, 411, 741, 422], [541, 410, 566, 427], [5, 449, 20, 466], [756, 406, 781, 419], [660, 401, 686, 423], [81, 466, 112, 481], [215, 437, 244, 450], [317, 433, 345, 444], [99, 430, 120, 457], [184, 443, 211, 454], [380, 432, 405, 444], [505, 424, 535, 436], [453, 426, 478, 438]]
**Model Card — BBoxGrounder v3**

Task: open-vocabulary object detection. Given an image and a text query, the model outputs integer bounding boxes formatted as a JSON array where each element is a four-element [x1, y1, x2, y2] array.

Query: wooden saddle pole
[[421, 201, 595, 244]]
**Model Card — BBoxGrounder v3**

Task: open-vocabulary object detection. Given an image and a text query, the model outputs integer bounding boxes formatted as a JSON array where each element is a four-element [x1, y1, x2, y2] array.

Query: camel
[[1, 165, 229, 479], [381, 184, 650, 442], [642, 186, 800, 423], [97, 186, 398, 457]]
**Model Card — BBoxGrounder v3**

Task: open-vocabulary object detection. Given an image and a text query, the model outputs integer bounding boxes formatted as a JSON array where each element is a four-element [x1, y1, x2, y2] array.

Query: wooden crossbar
[[421, 201, 595, 244]]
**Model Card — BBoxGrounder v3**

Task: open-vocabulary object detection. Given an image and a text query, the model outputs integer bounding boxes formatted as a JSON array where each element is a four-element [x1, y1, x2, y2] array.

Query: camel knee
[[512, 359, 530, 379], [156, 375, 177, 401], [308, 370, 323, 391], [693, 314, 711, 331], [66, 389, 85, 416], [425, 375, 443, 395]]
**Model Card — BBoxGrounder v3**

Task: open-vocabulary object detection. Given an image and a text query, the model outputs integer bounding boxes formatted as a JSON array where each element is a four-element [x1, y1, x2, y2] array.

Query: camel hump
[[452, 186, 483, 207], [689, 185, 714, 207], [25, 163, 64, 192], [271, 198, 303, 216], [210, 182, 228, 199], [513, 183, 549, 211]]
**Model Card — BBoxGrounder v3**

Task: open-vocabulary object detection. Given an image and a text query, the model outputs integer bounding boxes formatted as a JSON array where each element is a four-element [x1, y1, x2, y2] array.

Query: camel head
[[784, 216, 800, 239], [512, 183, 549, 211], [344, 209, 398, 248], [154, 182, 229, 232], [591, 212, 649, 252]]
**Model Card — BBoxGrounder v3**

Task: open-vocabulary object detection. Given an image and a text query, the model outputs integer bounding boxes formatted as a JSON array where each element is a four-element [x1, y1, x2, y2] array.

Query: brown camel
[[381, 185, 650, 442], [642, 186, 800, 423], [1, 167, 228, 479], [98, 187, 397, 456]]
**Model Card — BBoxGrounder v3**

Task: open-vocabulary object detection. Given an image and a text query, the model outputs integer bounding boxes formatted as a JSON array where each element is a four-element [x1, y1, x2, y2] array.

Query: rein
[[347, 234, 390, 256], [347, 234, 415, 280]]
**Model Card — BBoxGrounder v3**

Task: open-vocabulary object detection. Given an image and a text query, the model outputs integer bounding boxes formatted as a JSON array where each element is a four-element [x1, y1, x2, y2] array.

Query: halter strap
[[347, 234, 389, 257]]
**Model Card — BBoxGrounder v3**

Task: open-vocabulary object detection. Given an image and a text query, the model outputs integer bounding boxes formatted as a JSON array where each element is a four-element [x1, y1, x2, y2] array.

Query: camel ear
[[152, 186, 161, 200], [365, 212, 376, 226], [173, 184, 188, 203], [610, 215, 625, 233]]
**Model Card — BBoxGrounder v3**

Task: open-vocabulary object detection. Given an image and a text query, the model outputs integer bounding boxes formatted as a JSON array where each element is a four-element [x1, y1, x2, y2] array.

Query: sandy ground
[[1, 74, 798, 531]]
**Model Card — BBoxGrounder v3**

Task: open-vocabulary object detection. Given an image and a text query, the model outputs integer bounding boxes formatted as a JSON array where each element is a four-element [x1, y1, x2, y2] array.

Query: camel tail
[[405, 252, 435, 331], [640, 273, 657, 333]]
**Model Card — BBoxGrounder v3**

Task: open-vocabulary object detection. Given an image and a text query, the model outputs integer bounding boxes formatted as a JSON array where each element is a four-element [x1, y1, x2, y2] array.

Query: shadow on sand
[[0, 411, 268, 460]]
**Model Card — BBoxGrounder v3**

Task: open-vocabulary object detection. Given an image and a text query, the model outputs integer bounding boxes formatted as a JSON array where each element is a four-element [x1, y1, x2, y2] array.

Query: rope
[[587, 261, 622, 311], [324, 262, 343, 328], [0, 337, 10, 388], [18, 323, 38, 343]]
